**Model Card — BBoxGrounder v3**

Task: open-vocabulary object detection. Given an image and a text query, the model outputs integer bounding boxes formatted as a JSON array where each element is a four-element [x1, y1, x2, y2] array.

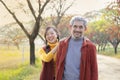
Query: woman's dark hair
[[44, 26, 59, 53]]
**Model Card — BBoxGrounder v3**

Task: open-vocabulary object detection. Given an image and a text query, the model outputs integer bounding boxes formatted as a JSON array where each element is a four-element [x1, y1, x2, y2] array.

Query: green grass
[[98, 46, 120, 59], [0, 64, 28, 80], [0, 46, 42, 80], [0, 60, 41, 80]]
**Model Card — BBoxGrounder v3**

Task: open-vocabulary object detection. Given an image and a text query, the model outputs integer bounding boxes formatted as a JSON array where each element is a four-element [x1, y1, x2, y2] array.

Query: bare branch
[[0, 0, 30, 38], [38, 33, 45, 44], [61, 1, 74, 16], [26, 0, 37, 21], [39, 0, 50, 17], [51, 0, 74, 27]]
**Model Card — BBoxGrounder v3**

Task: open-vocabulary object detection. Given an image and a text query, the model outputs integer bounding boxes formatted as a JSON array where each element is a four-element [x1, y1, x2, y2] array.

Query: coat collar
[[64, 36, 90, 47]]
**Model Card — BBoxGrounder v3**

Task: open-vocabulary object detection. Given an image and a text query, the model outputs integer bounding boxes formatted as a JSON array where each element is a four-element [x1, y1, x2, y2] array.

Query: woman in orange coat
[[39, 26, 59, 80]]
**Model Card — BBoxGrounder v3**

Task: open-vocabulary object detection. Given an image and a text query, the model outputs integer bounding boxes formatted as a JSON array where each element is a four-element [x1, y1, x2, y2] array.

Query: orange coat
[[56, 37, 98, 80]]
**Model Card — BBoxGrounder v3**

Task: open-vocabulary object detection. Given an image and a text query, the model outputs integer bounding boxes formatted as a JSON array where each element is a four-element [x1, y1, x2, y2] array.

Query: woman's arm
[[39, 45, 58, 62]]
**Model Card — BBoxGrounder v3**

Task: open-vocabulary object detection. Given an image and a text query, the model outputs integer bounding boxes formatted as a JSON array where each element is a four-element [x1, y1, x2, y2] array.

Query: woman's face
[[46, 28, 58, 43]]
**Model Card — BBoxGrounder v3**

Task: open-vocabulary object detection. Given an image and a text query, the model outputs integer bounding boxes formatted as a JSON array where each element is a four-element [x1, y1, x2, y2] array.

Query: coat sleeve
[[56, 41, 63, 77], [39, 48, 54, 62], [56, 42, 61, 68], [90, 45, 98, 80]]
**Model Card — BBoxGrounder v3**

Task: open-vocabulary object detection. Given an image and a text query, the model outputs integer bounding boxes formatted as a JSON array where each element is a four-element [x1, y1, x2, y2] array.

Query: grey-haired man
[[56, 16, 98, 80]]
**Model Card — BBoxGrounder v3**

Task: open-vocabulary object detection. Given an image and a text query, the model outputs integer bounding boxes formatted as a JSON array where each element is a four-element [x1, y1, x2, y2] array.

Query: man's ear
[[85, 26, 87, 31]]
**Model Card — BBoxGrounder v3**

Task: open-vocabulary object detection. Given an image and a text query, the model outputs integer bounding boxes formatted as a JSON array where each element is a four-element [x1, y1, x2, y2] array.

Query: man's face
[[71, 21, 86, 39]]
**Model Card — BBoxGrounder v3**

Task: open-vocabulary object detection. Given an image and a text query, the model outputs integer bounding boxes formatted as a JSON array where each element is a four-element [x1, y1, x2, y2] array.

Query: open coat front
[[56, 37, 98, 80], [40, 46, 54, 80]]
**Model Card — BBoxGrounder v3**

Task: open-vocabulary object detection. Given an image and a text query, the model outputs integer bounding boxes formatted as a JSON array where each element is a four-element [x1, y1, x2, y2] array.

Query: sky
[[0, 0, 114, 26], [65, 0, 114, 15]]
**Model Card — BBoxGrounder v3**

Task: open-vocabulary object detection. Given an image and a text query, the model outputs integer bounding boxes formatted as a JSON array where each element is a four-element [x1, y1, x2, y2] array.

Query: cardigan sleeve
[[39, 48, 54, 62]]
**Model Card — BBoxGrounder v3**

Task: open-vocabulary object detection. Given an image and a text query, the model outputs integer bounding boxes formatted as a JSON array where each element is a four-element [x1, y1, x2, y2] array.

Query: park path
[[98, 55, 120, 80]]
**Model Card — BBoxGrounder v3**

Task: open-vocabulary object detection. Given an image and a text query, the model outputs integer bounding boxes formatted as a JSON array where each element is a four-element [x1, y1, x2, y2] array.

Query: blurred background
[[0, 0, 120, 80]]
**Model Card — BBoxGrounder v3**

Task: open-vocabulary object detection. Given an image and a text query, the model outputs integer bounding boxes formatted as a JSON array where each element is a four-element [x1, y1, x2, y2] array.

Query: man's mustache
[[74, 31, 82, 33]]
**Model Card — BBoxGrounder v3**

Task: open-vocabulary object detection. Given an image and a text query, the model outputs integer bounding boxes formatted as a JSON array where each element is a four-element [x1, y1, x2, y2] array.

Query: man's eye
[[73, 25, 77, 28], [79, 26, 83, 28]]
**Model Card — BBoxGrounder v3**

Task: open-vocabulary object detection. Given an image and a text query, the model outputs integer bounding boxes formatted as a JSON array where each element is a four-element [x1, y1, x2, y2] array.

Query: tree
[[86, 20, 109, 52], [57, 15, 72, 38], [104, 0, 120, 54], [106, 26, 120, 54], [50, 0, 74, 27], [0, 23, 26, 49], [40, 0, 74, 39], [84, 11, 109, 51], [0, 0, 50, 65]]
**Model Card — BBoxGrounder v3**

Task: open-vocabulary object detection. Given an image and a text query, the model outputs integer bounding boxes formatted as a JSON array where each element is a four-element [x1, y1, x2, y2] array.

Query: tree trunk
[[101, 44, 103, 51], [15, 43, 20, 50], [98, 45, 100, 52], [29, 38, 35, 65], [114, 46, 117, 54], [103, 43, 107, 51], [109, 40, 120, 54]]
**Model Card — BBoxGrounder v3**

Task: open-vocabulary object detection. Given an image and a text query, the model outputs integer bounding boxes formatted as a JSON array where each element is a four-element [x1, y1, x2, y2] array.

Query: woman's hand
[[51, 43, 59, 54]]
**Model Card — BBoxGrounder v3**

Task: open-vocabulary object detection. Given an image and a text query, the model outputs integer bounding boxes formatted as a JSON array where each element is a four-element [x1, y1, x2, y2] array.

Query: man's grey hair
[[70, 16, 87, 27]]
